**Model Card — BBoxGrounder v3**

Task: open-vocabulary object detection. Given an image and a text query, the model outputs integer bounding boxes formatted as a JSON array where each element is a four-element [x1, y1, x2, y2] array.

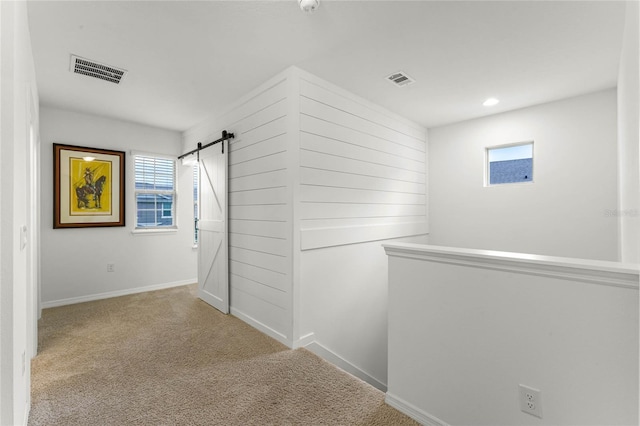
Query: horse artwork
[[54, 144, 124, 228], [75, 175, 106, 209], [71, 160, 111, 214]]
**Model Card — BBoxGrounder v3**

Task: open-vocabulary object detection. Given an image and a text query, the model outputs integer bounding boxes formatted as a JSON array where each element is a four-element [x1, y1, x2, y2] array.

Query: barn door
[[197, 142, 229, 313]]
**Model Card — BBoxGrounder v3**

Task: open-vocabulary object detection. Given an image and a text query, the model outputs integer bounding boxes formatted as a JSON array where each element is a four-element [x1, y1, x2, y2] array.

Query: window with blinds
[[134, 155, 176, 228]]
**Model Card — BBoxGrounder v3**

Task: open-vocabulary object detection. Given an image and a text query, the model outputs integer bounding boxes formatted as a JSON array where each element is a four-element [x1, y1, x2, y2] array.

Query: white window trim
[[484, 140, 535, 187], [131, 151, 178, 232], [131, 227, 178, 235]]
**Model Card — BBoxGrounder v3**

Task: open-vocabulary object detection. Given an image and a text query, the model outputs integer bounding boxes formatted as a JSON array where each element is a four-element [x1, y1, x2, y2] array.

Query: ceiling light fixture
[[483, 98, 500, 107], [299, 0, 319, 13]]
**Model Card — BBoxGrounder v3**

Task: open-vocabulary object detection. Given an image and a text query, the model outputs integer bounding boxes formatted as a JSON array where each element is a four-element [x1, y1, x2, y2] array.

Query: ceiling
[[27, 0, 627, 132]]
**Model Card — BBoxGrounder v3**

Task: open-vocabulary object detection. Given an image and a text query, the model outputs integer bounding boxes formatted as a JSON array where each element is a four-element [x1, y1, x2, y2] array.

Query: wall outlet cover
[[519, 384, 542, 418]]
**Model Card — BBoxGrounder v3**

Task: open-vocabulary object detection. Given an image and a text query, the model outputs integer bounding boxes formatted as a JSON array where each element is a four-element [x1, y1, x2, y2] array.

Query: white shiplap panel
[[185, 69, 292, 344], [300, 185, 426, 206], [230, 117, 287, 153], [296, 71, 427, 249], [231, 98, 288, 139], [300, 132, 425, 173], [231, 274, 288, 309], [229, 169, 288, 192], [300, 114, 424, 162], [224, 79, 288, 136], [228, 152, 287, 179], [301, 221, 428, 250], [300, 215, 427, 231], [300, 96, 425, 153], [300, 78, 425, 142], [229, 187, 288, 206], [301, 203, 426, 220], [184, 77, 287, 151], [229, 219, 287, 240], [229, 232, 288, 257], [301, 150, 425, 184], [301, 216, 427, 230], [230, 246, 288, 275], [230, 260, 287, 292], [230, 287, 288, 336], [230, 133, 288, 166], [229, 205, 287, 222], [300, 167, 426, 195], [229, 247, 289, 274]]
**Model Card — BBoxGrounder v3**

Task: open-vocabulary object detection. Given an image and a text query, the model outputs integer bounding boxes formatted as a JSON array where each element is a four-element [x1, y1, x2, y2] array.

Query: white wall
[[39, 106, 196, 306], [428, 89, 619, 261], [299, 235, 426, 390], [0, 1, 40, 424], [618, 0, 640, 263], [295, 68, 428, 389], [183, 70, 295, 345], [385, 243, 639, 426]]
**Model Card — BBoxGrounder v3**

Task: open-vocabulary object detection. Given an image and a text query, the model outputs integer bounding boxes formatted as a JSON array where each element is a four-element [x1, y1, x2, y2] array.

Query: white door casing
[[197, 141, 229, 313]]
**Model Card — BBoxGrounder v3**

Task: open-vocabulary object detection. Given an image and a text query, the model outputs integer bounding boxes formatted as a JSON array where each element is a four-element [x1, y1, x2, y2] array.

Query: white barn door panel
[[198, 144, 229, 314]]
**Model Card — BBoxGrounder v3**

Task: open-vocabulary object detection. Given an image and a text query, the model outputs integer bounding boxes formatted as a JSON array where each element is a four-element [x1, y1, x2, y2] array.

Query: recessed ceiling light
[[483, 98, 500, 107]]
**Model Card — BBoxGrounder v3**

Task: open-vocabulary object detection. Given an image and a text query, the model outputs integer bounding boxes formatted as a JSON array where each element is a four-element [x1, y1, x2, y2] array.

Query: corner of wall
[[1, 1, 40, 424], [286, 68, 303, 345], [617, 0, 640, 263]]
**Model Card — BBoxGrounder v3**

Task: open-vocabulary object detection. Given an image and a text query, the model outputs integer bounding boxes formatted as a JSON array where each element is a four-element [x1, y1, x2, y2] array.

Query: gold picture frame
[[53, 143, 125, 228]]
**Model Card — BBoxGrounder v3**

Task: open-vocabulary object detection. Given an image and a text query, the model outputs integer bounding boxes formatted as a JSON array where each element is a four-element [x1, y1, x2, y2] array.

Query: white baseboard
[[385, 392, 449, 426], [230, 307, 291, 348], [41, 279, 196, 309], [293, 332, 315, 349], [23, 399, 30, 426], [304, 341, 387, 392]]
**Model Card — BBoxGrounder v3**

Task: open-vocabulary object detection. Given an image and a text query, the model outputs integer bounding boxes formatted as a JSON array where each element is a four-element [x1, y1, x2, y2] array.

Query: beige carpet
[[29, 285, 418, 425]]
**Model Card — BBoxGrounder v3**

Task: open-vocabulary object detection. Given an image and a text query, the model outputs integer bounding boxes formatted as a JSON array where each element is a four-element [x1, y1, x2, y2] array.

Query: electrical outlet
[[519, 384, 542, 418], [107, 263, 115, 272]]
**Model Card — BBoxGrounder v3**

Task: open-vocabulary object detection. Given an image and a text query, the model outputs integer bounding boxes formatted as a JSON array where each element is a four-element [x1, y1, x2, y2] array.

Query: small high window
[[486, 142, 533, 186]]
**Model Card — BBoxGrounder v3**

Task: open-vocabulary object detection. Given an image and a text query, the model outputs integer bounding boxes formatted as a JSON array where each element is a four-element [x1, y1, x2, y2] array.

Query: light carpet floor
[[29, 285, 418, 425]]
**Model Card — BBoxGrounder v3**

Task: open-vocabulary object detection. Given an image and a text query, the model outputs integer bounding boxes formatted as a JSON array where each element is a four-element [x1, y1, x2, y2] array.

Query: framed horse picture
[[53, 144, 125, 228]]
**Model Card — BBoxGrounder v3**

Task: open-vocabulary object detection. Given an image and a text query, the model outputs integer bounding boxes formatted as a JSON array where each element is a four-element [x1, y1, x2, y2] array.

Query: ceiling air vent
[[386, 71, 415, 88], [70, 55, 126, 84]]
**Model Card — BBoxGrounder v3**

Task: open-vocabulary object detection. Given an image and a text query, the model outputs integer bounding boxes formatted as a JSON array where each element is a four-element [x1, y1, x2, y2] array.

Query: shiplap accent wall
[[183, 72, 294, 345], [297, 72, 428, 250], [184, 67, 428, 374]]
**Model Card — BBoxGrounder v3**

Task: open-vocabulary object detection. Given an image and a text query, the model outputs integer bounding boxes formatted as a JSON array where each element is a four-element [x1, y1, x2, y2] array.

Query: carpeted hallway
[[29, 285, 418, 425]]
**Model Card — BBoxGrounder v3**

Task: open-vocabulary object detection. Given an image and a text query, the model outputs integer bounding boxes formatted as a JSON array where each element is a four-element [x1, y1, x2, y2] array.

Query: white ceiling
[[27, 0, 627, 132]]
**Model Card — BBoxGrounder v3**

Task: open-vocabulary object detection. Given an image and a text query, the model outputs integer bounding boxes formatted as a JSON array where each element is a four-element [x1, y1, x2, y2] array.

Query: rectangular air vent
[[70, 55, 126, 84], [386, 71, 415, 88]]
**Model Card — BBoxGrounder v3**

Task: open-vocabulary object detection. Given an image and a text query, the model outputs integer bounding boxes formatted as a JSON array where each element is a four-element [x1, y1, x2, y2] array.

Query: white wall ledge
[[383, 243, 639, 290]]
